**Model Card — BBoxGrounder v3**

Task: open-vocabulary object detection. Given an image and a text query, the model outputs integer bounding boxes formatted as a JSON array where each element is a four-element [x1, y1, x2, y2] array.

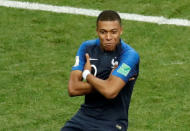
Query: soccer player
[[61, 10, 140, 131]]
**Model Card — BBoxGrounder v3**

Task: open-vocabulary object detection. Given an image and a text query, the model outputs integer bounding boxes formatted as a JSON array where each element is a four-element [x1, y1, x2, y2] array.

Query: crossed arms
[[68, 54, 132, 99]]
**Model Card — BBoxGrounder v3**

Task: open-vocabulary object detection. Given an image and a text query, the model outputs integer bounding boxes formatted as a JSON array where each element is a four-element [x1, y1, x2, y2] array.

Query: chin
[[104, 48, 114, 52]]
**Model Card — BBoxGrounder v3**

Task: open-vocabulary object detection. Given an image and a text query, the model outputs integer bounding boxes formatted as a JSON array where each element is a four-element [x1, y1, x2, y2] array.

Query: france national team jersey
[[72, 38, 140, 126]]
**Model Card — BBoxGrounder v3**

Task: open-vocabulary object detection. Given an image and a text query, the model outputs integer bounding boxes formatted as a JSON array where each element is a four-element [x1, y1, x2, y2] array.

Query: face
[[96, 20, 123, 51]]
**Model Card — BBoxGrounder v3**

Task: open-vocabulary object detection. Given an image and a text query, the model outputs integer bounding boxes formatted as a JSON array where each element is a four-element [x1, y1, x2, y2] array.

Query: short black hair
[[96, 10, 121, 26]]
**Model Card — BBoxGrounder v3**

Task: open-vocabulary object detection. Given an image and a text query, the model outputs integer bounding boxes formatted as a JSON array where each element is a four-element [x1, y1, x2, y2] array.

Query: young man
[[61, 10, 140, 131]]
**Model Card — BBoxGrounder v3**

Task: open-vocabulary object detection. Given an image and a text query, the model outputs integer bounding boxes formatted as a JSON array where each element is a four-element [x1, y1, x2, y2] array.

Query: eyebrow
[[99, 29, 118, 31]]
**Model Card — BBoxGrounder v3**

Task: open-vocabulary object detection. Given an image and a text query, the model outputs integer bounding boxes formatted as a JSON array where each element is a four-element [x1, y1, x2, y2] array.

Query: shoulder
[[80, 38, 100, 49], [120, 40, 140, 63], [73, 39, 98, 71]]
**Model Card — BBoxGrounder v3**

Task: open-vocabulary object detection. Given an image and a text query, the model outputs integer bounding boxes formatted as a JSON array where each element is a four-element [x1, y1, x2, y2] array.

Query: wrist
[[82, 70, 91, 80]]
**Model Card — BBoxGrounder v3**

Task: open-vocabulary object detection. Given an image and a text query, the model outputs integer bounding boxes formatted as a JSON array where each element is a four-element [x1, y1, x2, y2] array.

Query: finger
[[129, 77, 135, 81], [110, 63, 118, 75], [85, 53, 90, 63], [113, 63, 118, 69], [85, 53, 91, 65]]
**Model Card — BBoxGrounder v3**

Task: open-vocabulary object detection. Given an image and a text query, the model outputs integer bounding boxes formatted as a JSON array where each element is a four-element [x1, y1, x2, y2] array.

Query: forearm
[[68, 70, 94, 97], [86, 74, 116, 99], [82, 53, 125, 99]]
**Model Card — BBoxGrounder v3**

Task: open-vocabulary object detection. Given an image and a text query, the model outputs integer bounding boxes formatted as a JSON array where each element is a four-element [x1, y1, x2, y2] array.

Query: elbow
[[68, 87, 75, 97], [104, 90, 118, 99], [68, 89, 75, 97], [68, 83, 77, 97]]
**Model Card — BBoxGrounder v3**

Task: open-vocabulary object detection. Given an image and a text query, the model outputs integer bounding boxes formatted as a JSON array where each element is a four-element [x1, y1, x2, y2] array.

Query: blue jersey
[[72, 38, 140, 123]]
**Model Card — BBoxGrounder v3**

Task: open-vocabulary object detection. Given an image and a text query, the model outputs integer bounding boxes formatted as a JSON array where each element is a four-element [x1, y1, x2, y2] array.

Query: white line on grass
[[0, 0, 190, 27]]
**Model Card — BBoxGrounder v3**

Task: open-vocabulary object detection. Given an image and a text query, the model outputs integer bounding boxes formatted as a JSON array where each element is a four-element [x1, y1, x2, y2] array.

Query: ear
[[96, 27, 99, 35], [120, 27, 123, 35]]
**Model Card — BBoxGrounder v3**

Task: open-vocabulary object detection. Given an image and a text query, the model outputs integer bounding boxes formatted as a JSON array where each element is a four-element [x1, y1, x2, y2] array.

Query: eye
[[112, 30, 117, 34], [100, 30, 106, 34]]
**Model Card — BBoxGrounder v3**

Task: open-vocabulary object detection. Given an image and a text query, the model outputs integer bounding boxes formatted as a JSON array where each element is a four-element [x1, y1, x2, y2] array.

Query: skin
[[68, 20, 134, 99], [96, 20, 123, 51], [68, 70, 93, 96]]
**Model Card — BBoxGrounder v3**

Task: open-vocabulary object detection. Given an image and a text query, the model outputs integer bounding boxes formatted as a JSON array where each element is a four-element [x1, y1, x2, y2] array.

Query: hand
[[84, 53, 91, 72], [110, 63, 118, 75], [129, 77, 135, 81], [129, 74, 137, 81]]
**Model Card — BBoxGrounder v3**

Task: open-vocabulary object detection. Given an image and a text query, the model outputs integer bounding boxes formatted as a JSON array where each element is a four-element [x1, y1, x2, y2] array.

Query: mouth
[[104, 43, 112, 46], [103, 43, 113, 51]]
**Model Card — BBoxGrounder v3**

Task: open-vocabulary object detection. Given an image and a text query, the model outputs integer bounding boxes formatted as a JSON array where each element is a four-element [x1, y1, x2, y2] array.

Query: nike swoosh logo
[[90, 58, 98, 60]]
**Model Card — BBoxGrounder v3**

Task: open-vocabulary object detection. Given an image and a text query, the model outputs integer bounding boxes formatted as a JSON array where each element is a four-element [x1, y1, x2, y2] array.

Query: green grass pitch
[[0, 0, 190, 130]]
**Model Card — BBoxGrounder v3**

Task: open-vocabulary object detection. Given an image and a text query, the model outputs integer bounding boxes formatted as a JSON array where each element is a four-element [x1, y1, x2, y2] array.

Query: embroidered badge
[[117, 63, 131, 76], [73, 56, 79, 67]]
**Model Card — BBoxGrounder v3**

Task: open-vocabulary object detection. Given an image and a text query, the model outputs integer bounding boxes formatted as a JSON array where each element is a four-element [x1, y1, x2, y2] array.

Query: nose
[[106, 32, 112, 40]]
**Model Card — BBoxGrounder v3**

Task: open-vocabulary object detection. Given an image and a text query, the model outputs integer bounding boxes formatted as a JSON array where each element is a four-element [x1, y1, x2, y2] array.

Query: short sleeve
[[112, 50, 140, 83], [71, 39, 99, 71], [71, 43, 86, 71]]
